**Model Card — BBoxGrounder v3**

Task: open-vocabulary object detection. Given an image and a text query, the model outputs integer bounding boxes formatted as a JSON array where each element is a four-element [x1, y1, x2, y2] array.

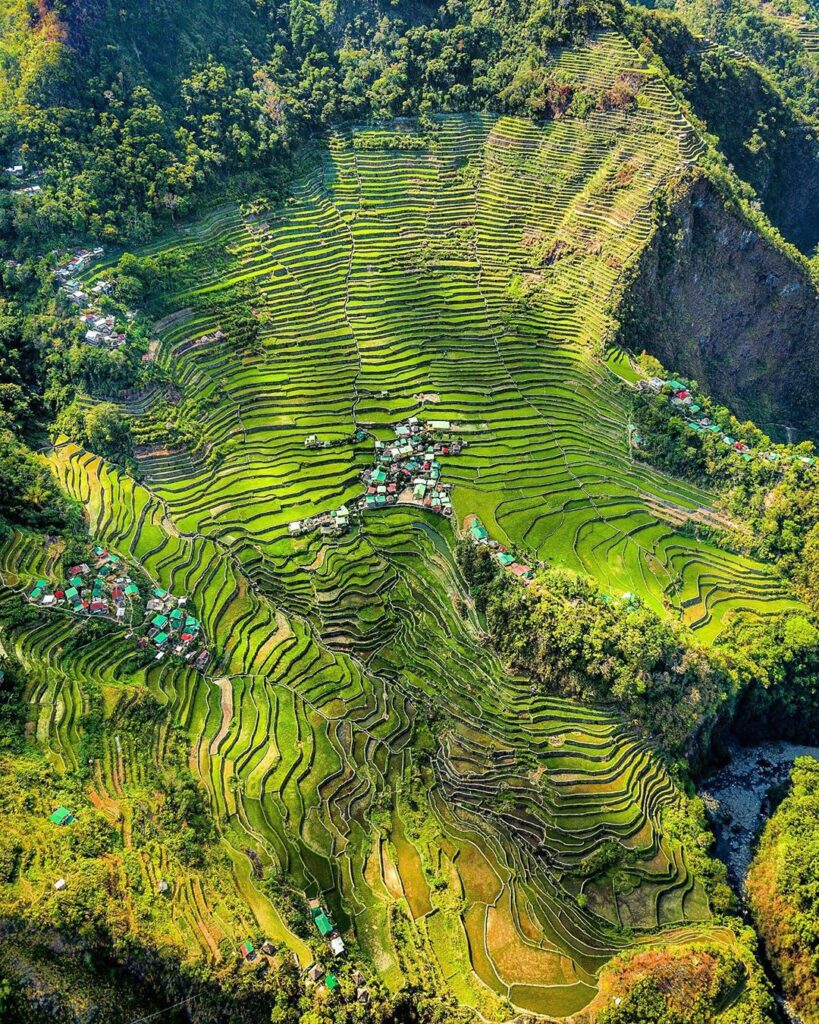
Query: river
[[700, 739, 819, 892], [700, 740, 819, 1023]]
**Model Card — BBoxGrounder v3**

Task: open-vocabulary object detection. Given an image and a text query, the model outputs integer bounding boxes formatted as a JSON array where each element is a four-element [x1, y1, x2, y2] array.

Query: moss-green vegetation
[[746, 757, 819, 1023]]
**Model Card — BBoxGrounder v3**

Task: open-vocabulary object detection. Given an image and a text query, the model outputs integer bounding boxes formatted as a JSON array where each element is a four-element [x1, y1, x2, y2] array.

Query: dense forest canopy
[[0, 0, 604, 247]]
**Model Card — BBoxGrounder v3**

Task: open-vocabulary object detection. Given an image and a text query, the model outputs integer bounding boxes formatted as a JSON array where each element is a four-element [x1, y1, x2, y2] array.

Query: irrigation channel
[[700, 740, 819, 1023]]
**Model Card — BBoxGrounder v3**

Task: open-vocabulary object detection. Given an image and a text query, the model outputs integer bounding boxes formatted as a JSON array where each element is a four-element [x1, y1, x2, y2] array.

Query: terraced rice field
[[2, 29, 795, 1017], [87, 31, 797, 639]]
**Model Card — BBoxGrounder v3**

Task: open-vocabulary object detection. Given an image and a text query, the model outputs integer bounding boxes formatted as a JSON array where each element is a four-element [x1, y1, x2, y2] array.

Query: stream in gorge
[[700, 740, 819, 1022]]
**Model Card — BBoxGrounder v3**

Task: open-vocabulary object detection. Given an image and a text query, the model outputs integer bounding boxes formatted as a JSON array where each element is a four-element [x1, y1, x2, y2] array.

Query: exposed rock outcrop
[[618, 174, 819, 440]]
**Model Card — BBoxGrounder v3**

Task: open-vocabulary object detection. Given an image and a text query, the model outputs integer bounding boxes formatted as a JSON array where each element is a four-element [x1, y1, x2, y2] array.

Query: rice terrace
[[4, 4, 819, 1023]]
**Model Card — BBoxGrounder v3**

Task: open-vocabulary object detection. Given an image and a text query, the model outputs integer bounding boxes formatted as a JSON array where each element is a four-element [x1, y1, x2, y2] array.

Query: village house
[[306, 964, 325, 985], [470, 519, 489, 543], [49, 806, 75, 826], [27, 544, 210, 671]]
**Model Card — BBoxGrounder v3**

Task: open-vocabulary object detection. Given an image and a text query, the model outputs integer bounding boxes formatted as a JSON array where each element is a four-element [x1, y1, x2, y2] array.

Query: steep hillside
[[61, 0, 277, 98], [0, 27, 804, 1021], [747, 757, 819, 1024], [640, 0, 819, 117], [4, 2, 819, 1022], [624, 6, 819, 254], [617, 174, 819, 439]]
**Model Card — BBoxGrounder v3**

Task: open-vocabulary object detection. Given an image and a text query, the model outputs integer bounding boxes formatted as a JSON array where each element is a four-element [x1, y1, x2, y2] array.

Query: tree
[[0, 430, 79, 532], [0, 976, 12, 1021], [82, 403, 133, 463]]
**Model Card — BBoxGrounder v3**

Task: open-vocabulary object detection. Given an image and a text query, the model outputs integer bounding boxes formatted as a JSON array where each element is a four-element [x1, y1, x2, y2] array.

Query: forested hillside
[[2, 0, 819, 1022], [747, 758, 819, 1024]]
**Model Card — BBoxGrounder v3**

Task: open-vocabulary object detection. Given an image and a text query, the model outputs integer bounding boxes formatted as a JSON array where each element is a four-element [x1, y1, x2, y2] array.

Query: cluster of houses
[[638, 377, 815, 468], [288, 505, 352, 539], [140, 586, 209, 669], [28, 547, 140, 623], [239, 899, 370, 1000], [305, 902, 373, 998], [238, 925, 369, 1002], [304, 429, 368, 450], [468, 518, 535, 581], [4, 163, 43, 195], [359, 418, 466, 515], [26, 545, 211, 671], [290, 419, 469, 539], [239, 937, 279, 964], [305, 964, 370, 1002], [53, 248, 133, 350]]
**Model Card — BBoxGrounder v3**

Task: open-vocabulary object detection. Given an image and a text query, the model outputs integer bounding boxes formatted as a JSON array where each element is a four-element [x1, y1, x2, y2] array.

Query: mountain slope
[[618, 174, 819, 438], [3, 3, 819, 1022], [0, 28, 798, 1021]]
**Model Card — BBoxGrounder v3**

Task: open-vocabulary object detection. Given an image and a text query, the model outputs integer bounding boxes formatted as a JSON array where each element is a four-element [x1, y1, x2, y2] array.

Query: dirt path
[[209, 677, 233, 756]]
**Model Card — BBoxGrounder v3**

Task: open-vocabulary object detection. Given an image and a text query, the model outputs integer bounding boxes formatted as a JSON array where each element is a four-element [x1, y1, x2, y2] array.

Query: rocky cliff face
[[618, 175, 819, 440], [640, 16, 819, 254]]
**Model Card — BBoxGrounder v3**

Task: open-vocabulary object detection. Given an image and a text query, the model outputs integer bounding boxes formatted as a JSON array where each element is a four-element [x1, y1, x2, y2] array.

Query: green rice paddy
[[1, 29, 796, 1017]]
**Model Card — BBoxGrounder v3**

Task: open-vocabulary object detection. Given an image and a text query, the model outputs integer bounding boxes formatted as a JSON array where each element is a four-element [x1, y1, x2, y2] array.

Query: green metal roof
[[315, 912, 334, 936], [325, 973, 339, 990], [50, 806, 73, 825]]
